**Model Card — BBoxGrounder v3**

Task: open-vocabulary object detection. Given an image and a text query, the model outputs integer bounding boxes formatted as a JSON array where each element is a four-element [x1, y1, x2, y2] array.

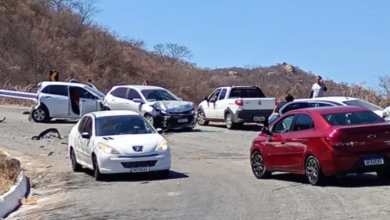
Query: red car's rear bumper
[[321, 153, 390, 176]]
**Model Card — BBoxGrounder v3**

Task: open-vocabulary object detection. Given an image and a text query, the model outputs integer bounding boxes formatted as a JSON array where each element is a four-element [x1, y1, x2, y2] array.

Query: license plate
[[254, 116, 265, 122], [178, 118, 188, 123], [131, 166, 150, 173], [364, 157, 385, 166]]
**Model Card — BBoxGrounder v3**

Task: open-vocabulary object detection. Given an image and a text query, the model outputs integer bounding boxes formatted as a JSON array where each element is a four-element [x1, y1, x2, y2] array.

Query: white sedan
[[68, 110, 171, 181]]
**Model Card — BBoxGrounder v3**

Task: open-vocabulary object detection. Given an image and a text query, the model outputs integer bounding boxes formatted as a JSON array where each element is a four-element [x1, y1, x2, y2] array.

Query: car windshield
[[322, 111, 384, 126], [95, 115, 155, 136], [228, 87, 266, 98], [342, 99, 383, 112], [141, 89, 178, 101], [83, 86, 105, 98]]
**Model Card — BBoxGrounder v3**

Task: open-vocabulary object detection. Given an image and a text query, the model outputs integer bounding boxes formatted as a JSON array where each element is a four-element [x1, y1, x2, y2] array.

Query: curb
[[0, 159, 28, 218]]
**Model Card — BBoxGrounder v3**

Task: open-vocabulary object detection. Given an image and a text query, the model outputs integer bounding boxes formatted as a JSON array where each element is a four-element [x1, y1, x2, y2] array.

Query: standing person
[[143, 80, 149, 86], [309, 75, 328, 98], [87, 79, 97, 90], [268, 94, 295, 125]]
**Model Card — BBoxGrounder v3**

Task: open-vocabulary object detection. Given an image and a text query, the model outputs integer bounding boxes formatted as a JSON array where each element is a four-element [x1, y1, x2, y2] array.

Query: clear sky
[[93, 0, 390, 87]]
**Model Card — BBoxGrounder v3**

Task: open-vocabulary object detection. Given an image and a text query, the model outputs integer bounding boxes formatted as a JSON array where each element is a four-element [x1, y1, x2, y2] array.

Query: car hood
[[151, 100, 194, 113], [96, 133, 164, 154]]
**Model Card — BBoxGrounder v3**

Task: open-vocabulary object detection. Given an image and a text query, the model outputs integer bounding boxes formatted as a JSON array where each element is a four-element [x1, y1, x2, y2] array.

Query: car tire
[[158, 169, 170, 179], [251, 151, 272, 179], [32, 106, 49, 123], [305, 155, 325, 186], [70, 148, 82, 172], [92, 155, 104, 181], [376, 169, 390, 181], [197, 109, 209, 126], [225, 113, 237, 129]]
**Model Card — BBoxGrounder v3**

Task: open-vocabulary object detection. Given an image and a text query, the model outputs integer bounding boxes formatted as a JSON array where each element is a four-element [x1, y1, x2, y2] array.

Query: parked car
[[68, 110, 171, 181], [102, 85, 196, 130], [0, 81, 105, 123], [197, 86, 276, 129], [268, 96, 388, 125], [250, 106, 390, 186]]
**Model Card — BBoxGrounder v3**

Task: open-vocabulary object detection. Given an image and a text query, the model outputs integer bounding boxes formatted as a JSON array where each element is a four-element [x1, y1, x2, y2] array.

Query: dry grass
[[0, 0, 389, 107], [0, 151, 21, 196]]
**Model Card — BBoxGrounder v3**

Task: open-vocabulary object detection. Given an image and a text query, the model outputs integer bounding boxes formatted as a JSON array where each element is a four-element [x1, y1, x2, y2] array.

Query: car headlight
[[98, 143, 120, 154], [156, 139, 169, 151]]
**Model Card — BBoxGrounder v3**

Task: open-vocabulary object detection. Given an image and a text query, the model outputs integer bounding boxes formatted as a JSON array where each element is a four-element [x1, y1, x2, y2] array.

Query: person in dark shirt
[[268, 94, 295, 125]]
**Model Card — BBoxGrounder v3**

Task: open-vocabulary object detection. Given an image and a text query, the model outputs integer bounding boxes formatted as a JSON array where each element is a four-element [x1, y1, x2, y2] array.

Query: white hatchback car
[[68, 110, 171, 181]]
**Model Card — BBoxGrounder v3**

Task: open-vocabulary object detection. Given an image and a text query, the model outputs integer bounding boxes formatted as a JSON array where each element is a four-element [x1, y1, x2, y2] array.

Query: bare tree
[[378, 75, 390, 98], [152, 43, 192, 65], [70, 0, 100, 24]]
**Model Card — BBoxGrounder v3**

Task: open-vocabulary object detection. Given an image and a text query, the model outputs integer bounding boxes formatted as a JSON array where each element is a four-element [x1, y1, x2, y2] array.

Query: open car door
[[80, 98, 99, 116]]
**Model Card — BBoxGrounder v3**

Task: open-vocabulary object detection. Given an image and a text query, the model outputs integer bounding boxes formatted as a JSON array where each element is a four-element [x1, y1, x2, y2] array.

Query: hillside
[[0, 0, 387, 106]]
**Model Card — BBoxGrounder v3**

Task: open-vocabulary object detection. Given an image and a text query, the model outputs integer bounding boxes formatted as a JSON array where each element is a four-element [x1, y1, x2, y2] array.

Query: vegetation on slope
[[0, 0, 389, 106]]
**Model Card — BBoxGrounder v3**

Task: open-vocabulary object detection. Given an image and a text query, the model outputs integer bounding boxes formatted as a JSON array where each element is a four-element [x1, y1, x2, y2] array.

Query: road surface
[[1, 105, 390, 220]]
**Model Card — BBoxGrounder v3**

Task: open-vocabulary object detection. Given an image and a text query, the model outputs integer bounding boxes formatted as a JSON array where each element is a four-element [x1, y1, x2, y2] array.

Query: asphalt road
[[2, 105, 390, 220]]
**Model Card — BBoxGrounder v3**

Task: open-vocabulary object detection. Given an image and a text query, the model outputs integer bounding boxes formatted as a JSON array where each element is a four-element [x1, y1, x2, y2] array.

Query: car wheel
[[144, 114, 156, 127], [70, 148, 82, 172], [92, 155, 104, 181], [32, 106, 49, 123], [376, 169, 390, 181], [197, 109, 209, 126], [305, 155, 325, 186], [251, 151, 271, 179], [158, 170, 170, 179], [225, 113, 237, 129]]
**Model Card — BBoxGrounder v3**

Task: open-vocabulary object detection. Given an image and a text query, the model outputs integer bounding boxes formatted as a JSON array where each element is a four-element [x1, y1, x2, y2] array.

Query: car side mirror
[[156, 128, 163, 134], [81, 132, 90, 139], [203, 96, 208, 101], [260, 127, 272, 136], [133, 98, 144, 103]]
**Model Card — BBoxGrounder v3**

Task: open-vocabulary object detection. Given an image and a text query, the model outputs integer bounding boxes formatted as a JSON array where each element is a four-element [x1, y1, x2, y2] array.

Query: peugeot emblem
[[367, 134, 376, 139], [132, 146, 143, 152]]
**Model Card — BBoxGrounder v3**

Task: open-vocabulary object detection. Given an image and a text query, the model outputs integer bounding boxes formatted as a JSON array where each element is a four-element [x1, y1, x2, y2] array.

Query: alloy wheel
[[306, 157, 320, 184], [33, 109, 46, 121]]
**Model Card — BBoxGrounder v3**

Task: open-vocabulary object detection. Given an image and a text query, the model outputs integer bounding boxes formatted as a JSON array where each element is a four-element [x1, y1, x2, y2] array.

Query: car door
[[203, 89, 221, 119], [40, 85, 69, 117], [81, 116, 94, 164], [265, 114, 296, 169], [215, 88, 228, 119], [285, 113, 316, 171], [74, 117, 88, 162], [71, 87, 99, 116], [125, 89, 144, 113], [108, 87, 129, 110]]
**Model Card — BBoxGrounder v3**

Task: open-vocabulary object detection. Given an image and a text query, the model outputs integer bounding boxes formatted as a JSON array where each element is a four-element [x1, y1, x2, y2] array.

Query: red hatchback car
[[250, 106, 390, 186]]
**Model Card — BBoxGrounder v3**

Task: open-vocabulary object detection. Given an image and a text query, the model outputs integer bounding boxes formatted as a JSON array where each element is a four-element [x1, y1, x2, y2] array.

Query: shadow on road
[[271, 173, 390, 188], [83, 169, 189, 182], [206, 123, 262, 132], [45, 119, 77, 124]]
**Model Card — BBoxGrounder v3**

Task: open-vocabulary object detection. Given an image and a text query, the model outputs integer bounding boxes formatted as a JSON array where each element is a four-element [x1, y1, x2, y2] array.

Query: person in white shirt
[[309, 75, 328, 98]]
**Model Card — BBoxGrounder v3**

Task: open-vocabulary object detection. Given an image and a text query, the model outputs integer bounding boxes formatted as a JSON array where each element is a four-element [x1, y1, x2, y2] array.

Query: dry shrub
[[0, 0, 388, 108], [0, 151, 21, 195]]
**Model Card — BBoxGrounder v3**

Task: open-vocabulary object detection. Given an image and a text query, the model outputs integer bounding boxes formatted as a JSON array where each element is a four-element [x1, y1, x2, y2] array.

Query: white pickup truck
[[197, 86, 276, 129]]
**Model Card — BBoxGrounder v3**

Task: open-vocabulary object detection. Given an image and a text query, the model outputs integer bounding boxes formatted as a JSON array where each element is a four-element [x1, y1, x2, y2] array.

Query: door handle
[[44, 96, 52, 98], [281, 141, 286, 145], [82, 100, 86, 102], [111, 99, 115, 101]]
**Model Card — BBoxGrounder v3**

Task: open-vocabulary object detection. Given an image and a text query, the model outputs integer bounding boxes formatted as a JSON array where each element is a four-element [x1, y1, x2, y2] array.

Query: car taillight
[[235, 99, 243, 106], [323, 129, 345, 147]]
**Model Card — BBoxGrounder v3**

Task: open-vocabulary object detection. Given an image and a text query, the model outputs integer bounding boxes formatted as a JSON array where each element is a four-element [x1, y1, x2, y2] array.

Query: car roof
[[288, 106, 368, 115], [91, 110, 140, 118], [294, 96, 358, 103], [40, 81, 87, 88], [111, 85, 164, 91]]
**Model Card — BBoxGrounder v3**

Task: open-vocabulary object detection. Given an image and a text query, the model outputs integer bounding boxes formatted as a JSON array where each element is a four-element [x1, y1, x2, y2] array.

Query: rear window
[[228, 87, 265, 98], [322, 111, 384, 126], [342, 100, 383, 111]]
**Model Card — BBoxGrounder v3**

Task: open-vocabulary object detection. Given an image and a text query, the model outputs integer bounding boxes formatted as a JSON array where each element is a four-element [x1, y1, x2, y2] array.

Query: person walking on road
[[268, 93, 295, 125], [309, 75, 328, 98]]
